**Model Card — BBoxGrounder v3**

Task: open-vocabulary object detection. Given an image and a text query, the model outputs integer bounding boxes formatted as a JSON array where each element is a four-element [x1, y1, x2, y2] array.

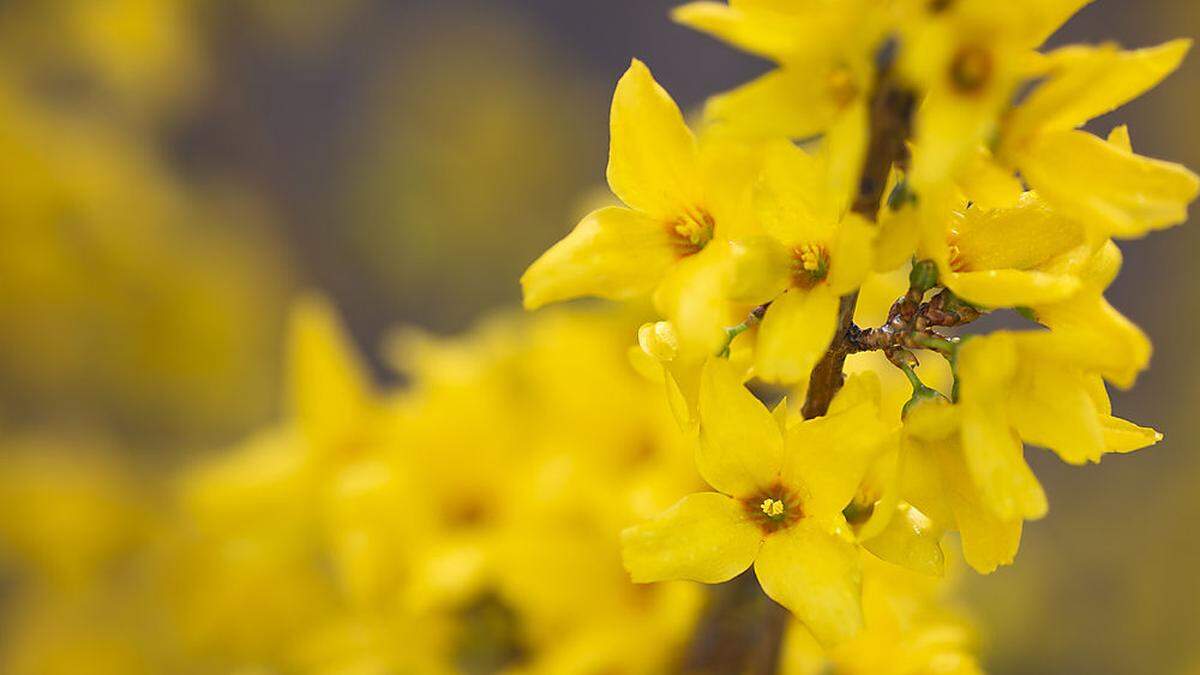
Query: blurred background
[[0, 1, 1196, 673]]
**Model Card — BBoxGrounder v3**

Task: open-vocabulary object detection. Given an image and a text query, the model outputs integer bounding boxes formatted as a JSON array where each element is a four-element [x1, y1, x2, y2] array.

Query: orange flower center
[[744, 483, 803, 534], [949, 45, 993, 94]]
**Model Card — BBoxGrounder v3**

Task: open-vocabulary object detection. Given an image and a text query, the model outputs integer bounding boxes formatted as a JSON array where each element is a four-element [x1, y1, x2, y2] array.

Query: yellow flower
[[903, 0, 1090, 188], [781, 555, 984, 675], [899, 330, 1160, 573], [923, 190, 1088, 308], [672, 0, 887, 146], [728, 140, 875, 383], [1025, 237, 1150, 389], [521, 60, 760, 352], [622, 358, 889, 645], [995, 40, 1199, 240], [899, 396, 1031, 574]]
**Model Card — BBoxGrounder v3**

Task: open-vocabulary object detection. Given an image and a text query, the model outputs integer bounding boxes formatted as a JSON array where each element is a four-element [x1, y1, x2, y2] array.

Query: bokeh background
[[0, 1, 1197, 673]]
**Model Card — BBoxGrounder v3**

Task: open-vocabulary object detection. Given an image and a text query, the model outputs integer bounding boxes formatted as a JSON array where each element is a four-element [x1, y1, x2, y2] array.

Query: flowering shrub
[[2, 2, 1196, 674]]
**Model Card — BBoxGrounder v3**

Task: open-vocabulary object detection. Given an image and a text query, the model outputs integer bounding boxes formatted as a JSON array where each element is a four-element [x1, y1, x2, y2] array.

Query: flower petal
[[754, 286, 839, 384], [944, 269, 1080, 308], [1082, 376, 1163, 454], [826, 212, 876, 295], [653, 243, 737, 355], [622, 492, 763, 584], [932, 441, 1024, 574], [1008, 41, 1190, 139], [861, 502, 945, 577], [957, 336, 1048, 521], [698, 357, 785, 498], [754, 521, 864, 646], [1031, 294, 1150, 390], [756, 140, 837, 246], [521, 207, 677, 309], [288, 296, 374, 450], [1007, 357, 1105, 465], [1018, 129, 1199, 240], [671, 2, 805, 61], [607, 60, 702, 220], [704, 67, 841, 141], [782, 373, 888, 520]]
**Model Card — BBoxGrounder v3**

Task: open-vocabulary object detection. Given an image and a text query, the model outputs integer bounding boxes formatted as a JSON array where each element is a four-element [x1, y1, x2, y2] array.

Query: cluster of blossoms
[[522, 0, 1197, 659], [0, 300, 980, 673]]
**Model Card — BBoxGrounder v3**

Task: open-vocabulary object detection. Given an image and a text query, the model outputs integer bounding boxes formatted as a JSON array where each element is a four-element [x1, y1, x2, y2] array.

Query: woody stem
[[802, 57, 916, 420]]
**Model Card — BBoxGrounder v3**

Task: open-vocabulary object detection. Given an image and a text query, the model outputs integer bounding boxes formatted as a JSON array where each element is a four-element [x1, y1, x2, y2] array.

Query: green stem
[[717, 304, 769, 357]]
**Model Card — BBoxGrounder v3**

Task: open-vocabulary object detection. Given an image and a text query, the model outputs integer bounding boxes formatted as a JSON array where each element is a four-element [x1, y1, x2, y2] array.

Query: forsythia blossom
[[522, 0, 1198, 660]]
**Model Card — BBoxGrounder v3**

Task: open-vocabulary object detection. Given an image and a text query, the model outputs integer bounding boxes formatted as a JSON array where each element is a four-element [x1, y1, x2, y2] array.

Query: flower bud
[[637, 321, 679, 363]]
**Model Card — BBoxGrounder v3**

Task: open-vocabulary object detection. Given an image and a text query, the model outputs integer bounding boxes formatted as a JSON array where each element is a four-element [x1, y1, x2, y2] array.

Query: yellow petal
[[899, 435, 955, 529], [957, 336, 1048, 521], [671, 2, 804, 61], [622, 492, 763, 583], [1031, 295, 1150, 390], [1101, 416, 1162, 455], [607, 60, 702, 220], [910, 89, 1002, 190], [1020, 0, 1093, 47], [653, 243, 737, 355], [754, 286, 840, 384], [782, 374, 888, 520], [951, 193, 1086, 273], [944, 269, 1080, 308], [1007, 360, 1105, 465], [826, 212, 876, 295], [933, 441, 1024, 574], [1081, 375, 1162, 453], [827, 369, 882, 416], [727, 236, 791, 304], [1008, 41, 1190, 139], [957, 148, 1025, 210], [288, 296, 374, 450], [1018, 129, 1199, 240], [698, 357, 784, 497], [521, 207, 677, 309], [704, 67, 842, 140], [699, 134, 767, 240], [756, 140, 836, 246], [754, 521, 863, 646], [861, 502, 945, 577], [1107, 124, 1133, 153], [819, 99, 869, 216]]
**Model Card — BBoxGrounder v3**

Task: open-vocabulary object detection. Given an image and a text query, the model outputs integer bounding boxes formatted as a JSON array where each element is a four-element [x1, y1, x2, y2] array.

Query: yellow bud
[[638, 321, 679, 363]]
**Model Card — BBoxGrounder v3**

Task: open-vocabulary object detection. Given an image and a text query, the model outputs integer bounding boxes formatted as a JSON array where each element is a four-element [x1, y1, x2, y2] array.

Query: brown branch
[[801, 65, 916, 420]]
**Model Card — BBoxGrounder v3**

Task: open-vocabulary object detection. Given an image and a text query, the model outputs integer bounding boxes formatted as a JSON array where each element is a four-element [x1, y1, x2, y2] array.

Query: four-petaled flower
[[622, 358, 888, 644]]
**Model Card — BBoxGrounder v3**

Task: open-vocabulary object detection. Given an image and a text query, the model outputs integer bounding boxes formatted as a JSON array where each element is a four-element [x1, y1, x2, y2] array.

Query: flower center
[[744, 484, 803, 533], [760, 498, 786, 519], [669, 209, 715, 256], [791, 243, 829, 288], [826, 66, 858, 110], [950, 45, 993, 94]]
